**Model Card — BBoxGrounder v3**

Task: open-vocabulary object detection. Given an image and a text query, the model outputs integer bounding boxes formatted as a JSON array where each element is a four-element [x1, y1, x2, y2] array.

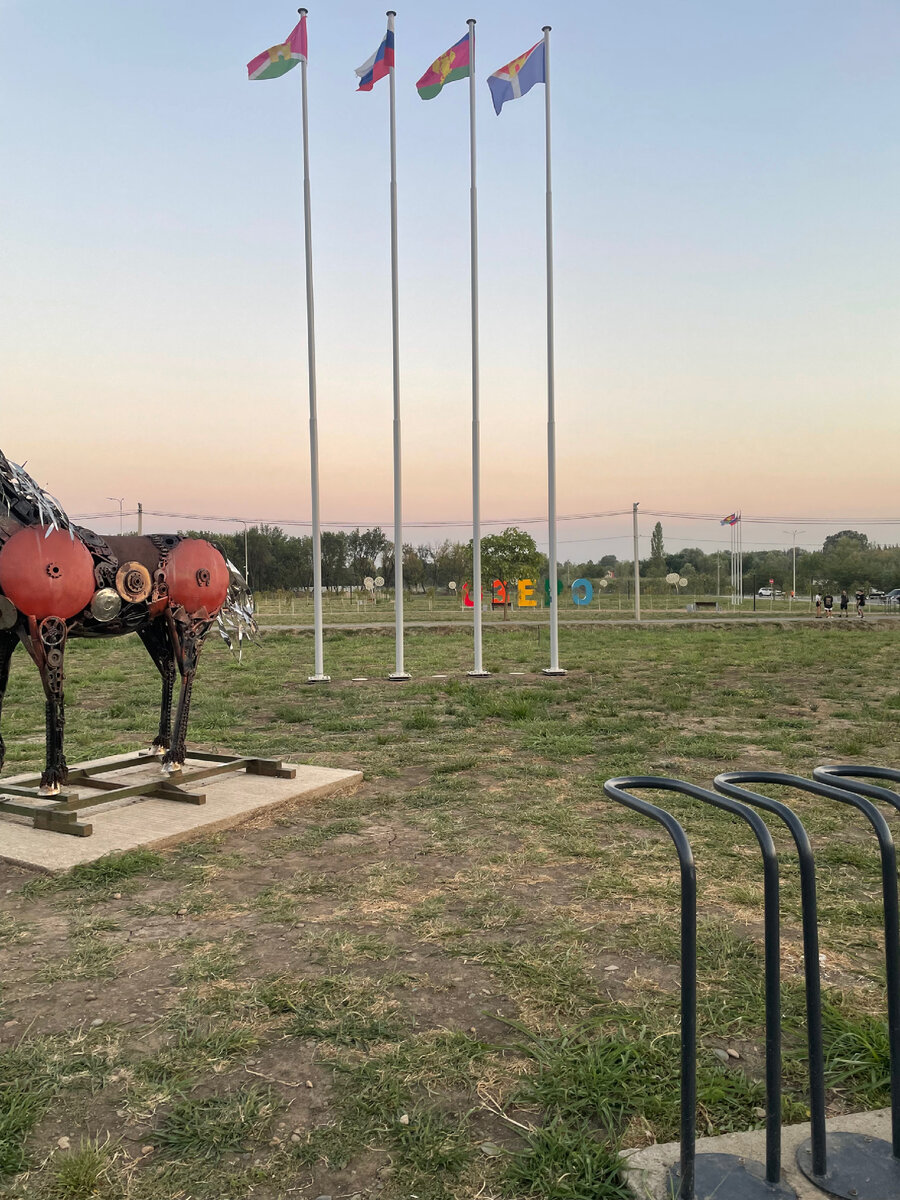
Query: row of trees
[[601, 525, 898, 595], [187, 523, 899, 596]]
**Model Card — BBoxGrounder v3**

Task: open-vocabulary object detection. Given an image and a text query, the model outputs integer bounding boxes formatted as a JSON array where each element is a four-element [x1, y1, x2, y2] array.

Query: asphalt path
[[259, 613, 900, 633]]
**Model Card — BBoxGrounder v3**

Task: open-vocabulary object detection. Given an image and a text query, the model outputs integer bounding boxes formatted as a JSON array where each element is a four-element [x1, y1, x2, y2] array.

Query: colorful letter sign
[[572, 578, 594, 606]]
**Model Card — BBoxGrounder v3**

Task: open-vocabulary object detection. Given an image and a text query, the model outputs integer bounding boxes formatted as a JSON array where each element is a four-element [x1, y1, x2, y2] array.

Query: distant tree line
[[572, 528, 900, 595], [182, 524, 899, 597]]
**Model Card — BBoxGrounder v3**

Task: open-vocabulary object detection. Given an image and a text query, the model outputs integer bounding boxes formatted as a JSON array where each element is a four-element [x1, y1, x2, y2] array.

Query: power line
[[72, 505, 900, 531]]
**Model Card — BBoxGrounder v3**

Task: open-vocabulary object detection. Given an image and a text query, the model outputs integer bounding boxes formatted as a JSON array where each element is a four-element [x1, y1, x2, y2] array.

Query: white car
[[757, 587, 773, 597]]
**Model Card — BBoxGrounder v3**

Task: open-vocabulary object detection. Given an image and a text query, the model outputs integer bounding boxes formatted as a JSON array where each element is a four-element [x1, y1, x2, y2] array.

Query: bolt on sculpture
[[0, 448, 255, 794]]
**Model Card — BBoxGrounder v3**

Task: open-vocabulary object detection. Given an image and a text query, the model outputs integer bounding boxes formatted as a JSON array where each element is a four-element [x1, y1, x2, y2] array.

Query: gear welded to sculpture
[[0, 448, 257, 794]]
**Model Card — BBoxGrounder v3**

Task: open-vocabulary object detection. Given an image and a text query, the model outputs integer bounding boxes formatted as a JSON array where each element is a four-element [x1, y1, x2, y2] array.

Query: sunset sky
[[1, 1, 898, 559]]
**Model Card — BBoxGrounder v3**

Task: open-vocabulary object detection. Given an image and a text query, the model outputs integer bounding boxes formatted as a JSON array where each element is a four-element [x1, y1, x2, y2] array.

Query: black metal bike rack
[[604, 776, 797, 1200], [712, 771, 900, 1200]]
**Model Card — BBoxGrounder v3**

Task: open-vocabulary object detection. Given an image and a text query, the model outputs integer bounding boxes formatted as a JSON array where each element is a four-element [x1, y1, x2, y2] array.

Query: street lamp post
[[783, 529, 804, 602], [107, 497, 124, 536]]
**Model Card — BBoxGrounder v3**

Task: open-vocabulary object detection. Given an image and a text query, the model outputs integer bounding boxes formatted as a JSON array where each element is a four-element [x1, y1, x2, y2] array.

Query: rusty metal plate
[[115, 561, 152, 603], [0, 595, 17, 629]]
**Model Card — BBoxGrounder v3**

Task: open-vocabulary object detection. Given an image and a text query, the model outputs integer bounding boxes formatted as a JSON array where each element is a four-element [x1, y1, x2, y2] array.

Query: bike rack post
[[812, 764, 900, 816], [714, 773, 827, 1179], [712, 770, 900, 1200], [604, 776, 796, 1200]]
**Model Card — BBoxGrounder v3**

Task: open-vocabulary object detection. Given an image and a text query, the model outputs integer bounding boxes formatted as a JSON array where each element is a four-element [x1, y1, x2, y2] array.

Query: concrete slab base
[[0, 751, 362, 873], [625, 1108, 893, 1200]]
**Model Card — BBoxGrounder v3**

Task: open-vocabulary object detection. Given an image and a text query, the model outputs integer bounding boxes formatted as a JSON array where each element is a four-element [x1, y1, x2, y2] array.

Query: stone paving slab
[[0, 751, 362, 873], [625, 1107, 892, 1199]]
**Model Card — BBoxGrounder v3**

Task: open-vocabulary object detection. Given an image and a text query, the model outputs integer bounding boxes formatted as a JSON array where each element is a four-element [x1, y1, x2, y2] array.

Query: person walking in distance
[[856, 590, 866, 619], [815, 592, 822, 618], [840, 589, 849, 618], [823, 592, 834, 618]]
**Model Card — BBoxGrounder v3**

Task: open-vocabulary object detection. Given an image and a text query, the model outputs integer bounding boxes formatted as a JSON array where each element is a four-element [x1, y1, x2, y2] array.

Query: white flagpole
[[467, 18, 488, 678], [632, 501, 641, 622], [738, 512, 743, 604], [541, 26, 565, 676], [386, 11, 409, 680], [299, 9, 329, 683]]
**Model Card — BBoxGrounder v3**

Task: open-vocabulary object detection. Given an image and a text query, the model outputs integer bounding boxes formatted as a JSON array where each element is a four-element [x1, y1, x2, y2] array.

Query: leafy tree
[[475, 527, 542, 620], [823, 530, 868, 553], [650, 522, 665, 572]]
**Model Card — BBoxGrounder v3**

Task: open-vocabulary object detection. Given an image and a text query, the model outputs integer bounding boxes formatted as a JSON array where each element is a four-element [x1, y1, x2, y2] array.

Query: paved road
[[259, 614, 900, 633]]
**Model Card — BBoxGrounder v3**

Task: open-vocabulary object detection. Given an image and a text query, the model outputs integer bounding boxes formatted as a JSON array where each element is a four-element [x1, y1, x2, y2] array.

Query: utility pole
[[632, 501, 641, 622], [783, 529, 804, 599], [137, 502, 143, 535]]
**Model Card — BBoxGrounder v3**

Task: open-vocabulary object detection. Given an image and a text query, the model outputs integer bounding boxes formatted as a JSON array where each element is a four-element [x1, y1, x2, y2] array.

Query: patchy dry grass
[[1, 622, 898, 1198]]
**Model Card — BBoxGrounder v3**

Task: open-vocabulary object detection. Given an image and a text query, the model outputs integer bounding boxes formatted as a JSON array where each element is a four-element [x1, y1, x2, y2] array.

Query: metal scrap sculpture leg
[[0, 631, 18, 771], [162, 621, 206, 773], [138, 620, 177, 754], [32, 619, 69, 792]]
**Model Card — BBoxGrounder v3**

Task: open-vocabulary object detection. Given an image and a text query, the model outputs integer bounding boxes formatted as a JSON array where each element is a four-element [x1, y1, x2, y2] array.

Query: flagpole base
[[467, 670, 491, 678], [389, 672, 411, 682], [542, 667, 567, 677], [307, 674, 331, 684]]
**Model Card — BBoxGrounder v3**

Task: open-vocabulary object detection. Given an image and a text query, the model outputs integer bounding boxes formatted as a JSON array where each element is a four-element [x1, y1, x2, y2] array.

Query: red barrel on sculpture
[[165, 538, 230, 616], [0, 525, 96, 620]]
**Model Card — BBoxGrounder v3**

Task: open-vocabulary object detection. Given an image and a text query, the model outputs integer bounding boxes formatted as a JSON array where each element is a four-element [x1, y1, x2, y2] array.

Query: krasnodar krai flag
[[356, 16, 395, 92], [416, 32, 470, 100], [487, 40, 545, 115], [247, 15, 307, 81], [720, 513, 740, 526]]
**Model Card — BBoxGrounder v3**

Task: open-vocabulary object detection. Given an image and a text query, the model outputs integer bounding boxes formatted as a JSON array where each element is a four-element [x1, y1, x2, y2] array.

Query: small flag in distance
[[247, 15, 307, 81], [487, 40, 545, 115], [416, 33, 470, 100]]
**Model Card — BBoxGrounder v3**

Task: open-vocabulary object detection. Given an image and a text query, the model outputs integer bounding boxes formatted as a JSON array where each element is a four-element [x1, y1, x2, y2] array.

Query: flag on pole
[[720, 513, 740, 526], [247, 15, 307, 81], [356, 20, 395, 92], [487, 40, 545, 114], [416, 33, 471, 99]]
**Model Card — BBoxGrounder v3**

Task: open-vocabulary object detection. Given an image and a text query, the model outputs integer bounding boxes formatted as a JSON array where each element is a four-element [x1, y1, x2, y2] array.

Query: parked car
[[867, 590, 886, 604], [885, 588, 900, 605], [757, 587, 773, 597]]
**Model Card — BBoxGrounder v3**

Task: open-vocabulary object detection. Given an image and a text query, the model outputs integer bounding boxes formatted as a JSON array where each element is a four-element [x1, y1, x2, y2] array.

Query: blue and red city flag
[[720, 513, 740, 526], [487, 39, 545, 115], [356, 15, 395, 92]]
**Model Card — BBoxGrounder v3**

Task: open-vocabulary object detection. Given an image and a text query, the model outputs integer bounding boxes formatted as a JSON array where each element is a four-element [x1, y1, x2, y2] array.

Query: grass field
[[0, 622, 897, 1199]]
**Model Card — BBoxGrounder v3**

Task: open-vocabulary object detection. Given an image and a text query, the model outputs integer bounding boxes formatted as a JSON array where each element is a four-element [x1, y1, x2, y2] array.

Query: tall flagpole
[[541, 26, 565, 676], [467, 18, 488, 678], [386, 11, 409, 680], [299, 8, 329, 683]]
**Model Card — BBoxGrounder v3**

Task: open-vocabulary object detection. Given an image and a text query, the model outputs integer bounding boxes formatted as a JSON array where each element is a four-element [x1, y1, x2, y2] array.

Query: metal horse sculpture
[[0, 449, 254, 793]]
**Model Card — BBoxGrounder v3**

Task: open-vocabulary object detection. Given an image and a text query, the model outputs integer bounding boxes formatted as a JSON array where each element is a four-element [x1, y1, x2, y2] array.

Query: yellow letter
[[517, 579, 536, 608]]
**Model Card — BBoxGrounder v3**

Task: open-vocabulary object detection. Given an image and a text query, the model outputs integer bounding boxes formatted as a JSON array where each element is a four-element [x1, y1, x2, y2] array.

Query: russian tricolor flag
[[356, 15, 395, 92]]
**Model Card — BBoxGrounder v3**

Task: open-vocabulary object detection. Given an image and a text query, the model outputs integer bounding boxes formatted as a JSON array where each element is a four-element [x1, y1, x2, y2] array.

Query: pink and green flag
[[247, 15, 307, 81], [416, 32, 470, 100]]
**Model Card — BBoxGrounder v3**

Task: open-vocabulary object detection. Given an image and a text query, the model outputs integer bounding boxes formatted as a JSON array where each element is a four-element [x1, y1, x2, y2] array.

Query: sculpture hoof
[[162, 760, 183, 776], [38, 782, 61, 796], [141, 744, 166, 757]]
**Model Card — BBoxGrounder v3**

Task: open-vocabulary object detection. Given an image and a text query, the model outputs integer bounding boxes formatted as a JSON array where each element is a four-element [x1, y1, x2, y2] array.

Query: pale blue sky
[[1, 1, 898, 555]]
